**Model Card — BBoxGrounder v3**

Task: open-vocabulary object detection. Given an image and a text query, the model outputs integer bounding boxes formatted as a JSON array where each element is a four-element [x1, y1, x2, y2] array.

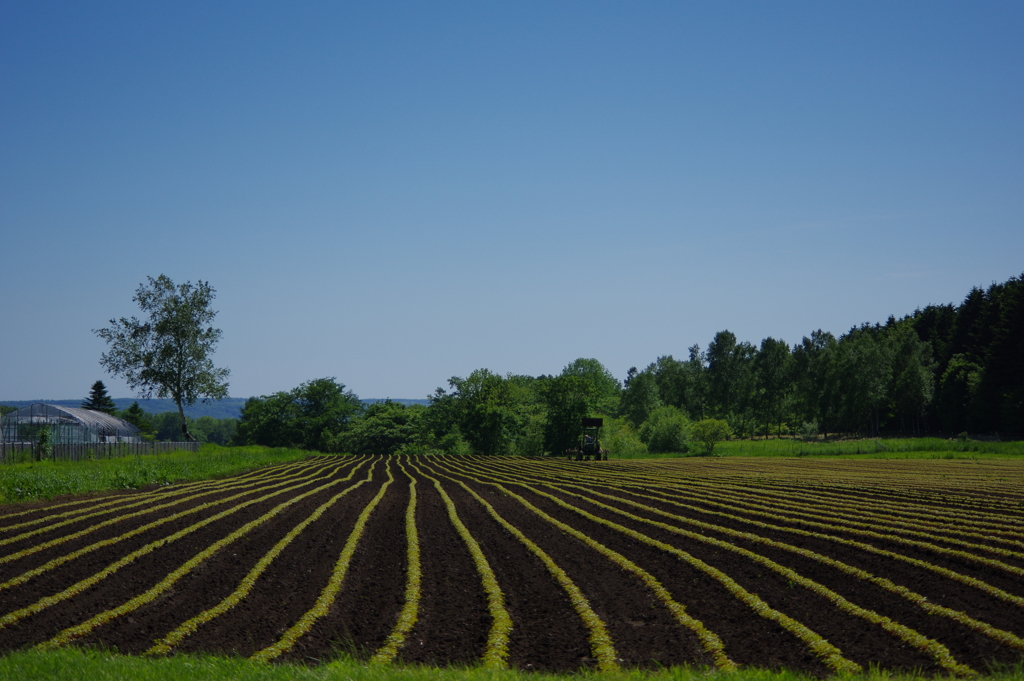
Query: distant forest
[[630, 270, 1024, 439]]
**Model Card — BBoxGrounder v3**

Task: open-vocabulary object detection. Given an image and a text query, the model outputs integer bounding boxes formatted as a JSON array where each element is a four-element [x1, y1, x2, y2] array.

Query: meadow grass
[[712, 437, 1024, 459], [0, 444, 315, 504], [611, 437, 1024, 460], [3, 648, 1023, 681]]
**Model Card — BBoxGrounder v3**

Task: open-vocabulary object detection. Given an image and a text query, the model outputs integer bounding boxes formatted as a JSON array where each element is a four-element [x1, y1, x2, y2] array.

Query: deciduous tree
[[94, 276, 229, 441], [235, 378, 362, 451], [753, 337, 793, 438]]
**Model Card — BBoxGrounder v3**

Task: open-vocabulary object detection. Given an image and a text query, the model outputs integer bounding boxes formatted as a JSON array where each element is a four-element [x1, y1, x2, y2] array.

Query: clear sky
[[2, 2, 1022, 402]]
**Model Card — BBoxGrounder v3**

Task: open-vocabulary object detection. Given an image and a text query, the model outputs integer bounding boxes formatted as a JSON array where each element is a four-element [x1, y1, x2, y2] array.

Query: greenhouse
[[0, 403, 142, 444]]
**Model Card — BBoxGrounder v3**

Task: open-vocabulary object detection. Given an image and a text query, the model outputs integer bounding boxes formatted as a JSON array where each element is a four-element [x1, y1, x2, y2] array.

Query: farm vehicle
[[566, 417, 608, 461]]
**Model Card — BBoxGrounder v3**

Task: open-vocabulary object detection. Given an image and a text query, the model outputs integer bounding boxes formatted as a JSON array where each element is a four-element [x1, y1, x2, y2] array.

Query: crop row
[[1, 459, 365, 633], [529, 465, 1024, 559], [483, 458, 1024, 608], [449, 458, 1020, 670], [582, 460, 1024, 521], [1, 454, 1021, 675], [617, 459, 1024, 512], [499, 459, 1024, 554], [597, 463, 1024, 531]]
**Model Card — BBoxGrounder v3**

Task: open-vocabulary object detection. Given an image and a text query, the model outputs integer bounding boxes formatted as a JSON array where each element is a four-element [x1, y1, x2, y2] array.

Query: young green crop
[[369, 458, 421, 665], [430, 461, 736, 672], [37, 462, 366, 650], [407, 460, 512, 669], [1, 461, 352, 633], [418, 460, 619, 673], [147, 459, 374, 655], [252, 459, 395, 663]]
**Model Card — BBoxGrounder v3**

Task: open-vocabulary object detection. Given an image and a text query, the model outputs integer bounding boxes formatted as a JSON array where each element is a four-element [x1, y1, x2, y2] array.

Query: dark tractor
[[567, 417, 608, 461]]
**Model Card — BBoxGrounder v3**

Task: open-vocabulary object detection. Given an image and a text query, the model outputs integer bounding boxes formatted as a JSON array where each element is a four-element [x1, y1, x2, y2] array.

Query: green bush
[[690, 418, 733, 456], [638, 406, 690, 453], [600, 417, 649, 458], [35, 426, 53, 461], [798, 421, 819, 441]]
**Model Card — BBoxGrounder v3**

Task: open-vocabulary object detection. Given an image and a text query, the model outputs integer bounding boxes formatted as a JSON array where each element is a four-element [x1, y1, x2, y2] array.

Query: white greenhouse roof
[[3, 403, 141, 436]]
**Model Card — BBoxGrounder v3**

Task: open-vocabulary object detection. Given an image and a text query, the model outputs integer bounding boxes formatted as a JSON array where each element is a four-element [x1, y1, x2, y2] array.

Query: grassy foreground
[[0, 444, 313, 504], [3, 648, 1023, 681]]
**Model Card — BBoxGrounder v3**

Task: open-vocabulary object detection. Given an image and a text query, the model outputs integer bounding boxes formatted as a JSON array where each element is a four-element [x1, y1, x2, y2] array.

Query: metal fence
[[0, 440, 200, 464]]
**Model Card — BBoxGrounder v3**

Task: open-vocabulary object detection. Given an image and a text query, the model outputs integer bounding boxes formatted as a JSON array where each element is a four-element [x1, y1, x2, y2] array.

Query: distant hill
[[364, 398, 431, 407], [1, 397, 430, 420]]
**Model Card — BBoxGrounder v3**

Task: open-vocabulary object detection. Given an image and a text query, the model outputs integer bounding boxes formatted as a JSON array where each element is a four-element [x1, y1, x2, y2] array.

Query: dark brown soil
[[1, 454, 1021, 676]]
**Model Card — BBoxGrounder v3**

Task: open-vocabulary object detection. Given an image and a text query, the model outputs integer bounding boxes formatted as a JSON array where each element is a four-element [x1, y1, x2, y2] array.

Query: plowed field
[[2, 455, 1023, 676]]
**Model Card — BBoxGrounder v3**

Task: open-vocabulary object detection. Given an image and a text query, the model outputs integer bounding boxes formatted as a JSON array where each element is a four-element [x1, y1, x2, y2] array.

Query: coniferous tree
[[82, 380, 117, 414], [119, 401, 154, 438]]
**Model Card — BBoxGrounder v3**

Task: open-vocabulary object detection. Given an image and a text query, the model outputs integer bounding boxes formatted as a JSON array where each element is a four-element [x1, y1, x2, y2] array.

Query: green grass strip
[[0, 458, 326, 540], [144, 459, 374, 655], [368, 458, 421, 665], [0, 445, 325, 504], [0, 461, 350, 632], [35, 462, 368, 650], [418, 461, 619, 672], [252, 458, 395, 663], [13, 646, 1024, 681], [408, 460, 511, 669]]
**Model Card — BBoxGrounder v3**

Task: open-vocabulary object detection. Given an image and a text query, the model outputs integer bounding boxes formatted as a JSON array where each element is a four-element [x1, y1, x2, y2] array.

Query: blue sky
[[2, 1, 1022, 402]]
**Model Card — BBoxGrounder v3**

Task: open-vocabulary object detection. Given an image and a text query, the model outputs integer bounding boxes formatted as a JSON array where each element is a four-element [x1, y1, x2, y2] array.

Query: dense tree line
[[631, 272, 1023, 439], [912, 274, 1024, 434], [181, 272, 1024, 454], [234, 366, 631, 456]]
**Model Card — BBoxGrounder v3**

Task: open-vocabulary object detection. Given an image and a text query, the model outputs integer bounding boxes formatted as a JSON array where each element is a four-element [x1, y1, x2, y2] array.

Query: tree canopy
[[235, 378, 362, 451]]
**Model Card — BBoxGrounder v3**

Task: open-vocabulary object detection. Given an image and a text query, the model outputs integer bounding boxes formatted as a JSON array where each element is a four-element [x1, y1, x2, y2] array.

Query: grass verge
[[0, 445, 316, 504], [2, 648, 1024, 681], [608, 437, 1024, 460], [713, 437, 1024, 458]]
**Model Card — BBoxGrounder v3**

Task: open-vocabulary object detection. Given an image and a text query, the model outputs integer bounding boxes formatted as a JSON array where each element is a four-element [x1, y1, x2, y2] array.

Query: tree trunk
[[176, 400, 195, 441]]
